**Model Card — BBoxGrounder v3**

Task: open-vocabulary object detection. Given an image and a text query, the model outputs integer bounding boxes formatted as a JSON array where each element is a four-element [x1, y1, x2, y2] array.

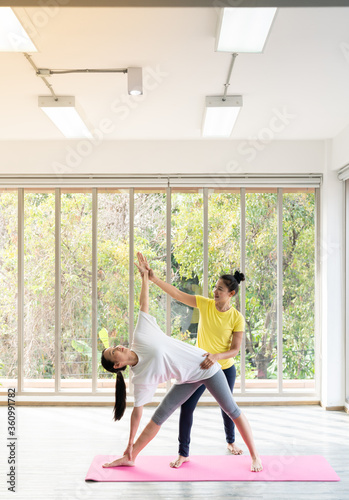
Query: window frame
[[338, 165, 349, 409], [0, 175, 321, 402], [345, 179, 349, 407]]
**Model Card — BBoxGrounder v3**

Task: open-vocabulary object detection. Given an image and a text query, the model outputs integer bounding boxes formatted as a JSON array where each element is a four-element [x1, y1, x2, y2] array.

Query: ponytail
[[114, 371, 127, 421], [101, 349, 127, 421]]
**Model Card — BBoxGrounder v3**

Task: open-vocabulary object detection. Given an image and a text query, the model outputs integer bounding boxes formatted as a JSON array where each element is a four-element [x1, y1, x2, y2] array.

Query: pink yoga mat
[[85, 455, 340, 482]]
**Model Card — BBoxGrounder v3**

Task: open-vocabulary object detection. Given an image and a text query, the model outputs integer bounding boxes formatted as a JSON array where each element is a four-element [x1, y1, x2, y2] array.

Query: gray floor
[[0, 404, 348, 500]]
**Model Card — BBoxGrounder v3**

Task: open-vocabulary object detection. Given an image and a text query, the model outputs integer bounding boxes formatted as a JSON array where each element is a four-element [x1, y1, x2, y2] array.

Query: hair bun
[[234, 270, 245, 284]]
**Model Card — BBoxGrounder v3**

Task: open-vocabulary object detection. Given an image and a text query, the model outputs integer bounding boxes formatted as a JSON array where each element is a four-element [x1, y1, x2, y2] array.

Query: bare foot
[[227, 442, 243, 455], [102, 455, 135, 468], [251, 456, 263, 472], [169, 455, 190, 468]]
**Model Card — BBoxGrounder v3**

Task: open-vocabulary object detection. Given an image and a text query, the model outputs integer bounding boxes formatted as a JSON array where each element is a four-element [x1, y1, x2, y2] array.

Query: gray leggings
[[151, 370, 241, 426]]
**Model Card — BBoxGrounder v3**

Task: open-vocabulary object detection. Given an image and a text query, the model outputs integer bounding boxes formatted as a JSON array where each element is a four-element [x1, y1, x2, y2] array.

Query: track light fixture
[[24, 54, 143, 137], [202, 53, 242, 138], [203, 8, 277, 137], [36, 66, 143, 96]]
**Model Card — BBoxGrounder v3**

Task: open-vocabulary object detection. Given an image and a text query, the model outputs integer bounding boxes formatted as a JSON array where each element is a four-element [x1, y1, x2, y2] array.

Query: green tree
[[0, 189, 315, 384]]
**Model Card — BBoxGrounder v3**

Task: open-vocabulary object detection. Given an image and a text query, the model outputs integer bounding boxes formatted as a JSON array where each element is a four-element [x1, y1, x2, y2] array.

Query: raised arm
[[135, 253, 149, 313], [150, 275, 197, 308], [139, 273, 149, 313], [137, 252, 197, 308]]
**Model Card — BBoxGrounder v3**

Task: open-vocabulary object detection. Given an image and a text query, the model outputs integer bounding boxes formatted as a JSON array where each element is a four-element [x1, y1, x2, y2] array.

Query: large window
[[0, 180, 319, 399], [23, 190, 55, 391], [208, 190, 241, 378], [171, 190, 203, 342], [60, 190, 93, 391], [97, 190, 129, 389], [134, 190, 167, 328], [282, 190, 315, 390], [245, 190, 278, 391]]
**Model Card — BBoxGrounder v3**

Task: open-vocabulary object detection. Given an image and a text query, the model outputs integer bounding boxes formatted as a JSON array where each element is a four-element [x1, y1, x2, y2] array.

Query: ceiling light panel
[[216, 7, 277, 53], [202, 96, 242, 138], [39, 96, 93, 139], [0, 7, 37, 52]]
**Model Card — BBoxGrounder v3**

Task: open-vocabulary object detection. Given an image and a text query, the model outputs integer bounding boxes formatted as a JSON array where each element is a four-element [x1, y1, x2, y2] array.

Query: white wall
[[0, 139, 324, 175], [320, 138, 346, 408], [321, 162, 346, 407], [331, 123, 349, 171], [330, 125, 349, 409]]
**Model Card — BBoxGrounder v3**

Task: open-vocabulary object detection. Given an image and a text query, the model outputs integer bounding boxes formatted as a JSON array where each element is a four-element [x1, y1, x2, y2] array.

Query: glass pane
[[171, 192, 203, 343], [23, 191, 55, 391], [134, 191, 167, 330], [61, 192, 92, 390], [283, 192, 315, 391], [245, 192, 278, 391], [0, 190, 18, 389], [97, 190, 129, 387], [208, 191, 242, 380]]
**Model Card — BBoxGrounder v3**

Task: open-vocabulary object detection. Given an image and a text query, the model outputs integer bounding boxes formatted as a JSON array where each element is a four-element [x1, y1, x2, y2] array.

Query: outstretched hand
[[134, 252, 149, 277], [134, 252, 156, 281]]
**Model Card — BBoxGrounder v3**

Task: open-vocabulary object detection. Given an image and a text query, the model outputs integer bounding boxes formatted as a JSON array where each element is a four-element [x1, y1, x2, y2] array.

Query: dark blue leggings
[[178, 364, 237, 457]]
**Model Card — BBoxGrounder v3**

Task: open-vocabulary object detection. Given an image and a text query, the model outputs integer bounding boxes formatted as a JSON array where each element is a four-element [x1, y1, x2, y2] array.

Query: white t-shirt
[[130, 311, 220, 407]]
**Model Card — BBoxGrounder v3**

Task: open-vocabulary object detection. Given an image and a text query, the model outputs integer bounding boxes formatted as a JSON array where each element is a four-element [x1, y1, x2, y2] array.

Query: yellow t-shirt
[[195, 295, 245, 370]]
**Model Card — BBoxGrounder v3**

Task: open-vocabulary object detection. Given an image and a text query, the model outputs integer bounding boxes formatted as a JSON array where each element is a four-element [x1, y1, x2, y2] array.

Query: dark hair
[[220, 271, 245, 295], [101, 349, 127, 421]]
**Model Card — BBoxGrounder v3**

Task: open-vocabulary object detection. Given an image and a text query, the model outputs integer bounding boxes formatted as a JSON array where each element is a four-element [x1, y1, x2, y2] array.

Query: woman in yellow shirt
[[145, 256, 245, 469]]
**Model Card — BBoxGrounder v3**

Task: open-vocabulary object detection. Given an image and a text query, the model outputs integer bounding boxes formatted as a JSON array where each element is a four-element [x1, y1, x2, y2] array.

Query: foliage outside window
[[0, 187, 316, 394]]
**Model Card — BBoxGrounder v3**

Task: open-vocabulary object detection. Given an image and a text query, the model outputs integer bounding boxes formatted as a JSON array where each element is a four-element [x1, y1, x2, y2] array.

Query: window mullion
[[166, 187, 171, 336], [129, 189, 134, 396], [203, 188, 208, 298], [166, 187, 171, 392], [277, 188, 283, 394], [18, 189, 24, 395], [55, 188, 61, 393], [314, 187, 321, 399], [92, 188, 98, 393], [240, 188, 246, 394], [345, 182, 349, 404]]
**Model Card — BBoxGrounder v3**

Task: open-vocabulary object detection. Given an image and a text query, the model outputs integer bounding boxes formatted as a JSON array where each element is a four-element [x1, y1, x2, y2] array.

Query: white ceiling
[[1, 6, 349, 141]]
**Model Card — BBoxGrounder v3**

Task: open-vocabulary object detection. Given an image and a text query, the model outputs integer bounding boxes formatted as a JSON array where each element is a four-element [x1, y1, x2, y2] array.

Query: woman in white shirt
[[101, 253, 262, 472]]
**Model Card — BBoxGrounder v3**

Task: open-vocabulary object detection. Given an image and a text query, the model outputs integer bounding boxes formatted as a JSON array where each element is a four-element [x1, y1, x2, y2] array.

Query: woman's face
[[213, 278, 235, 302], [104, 345, 129, 369]]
